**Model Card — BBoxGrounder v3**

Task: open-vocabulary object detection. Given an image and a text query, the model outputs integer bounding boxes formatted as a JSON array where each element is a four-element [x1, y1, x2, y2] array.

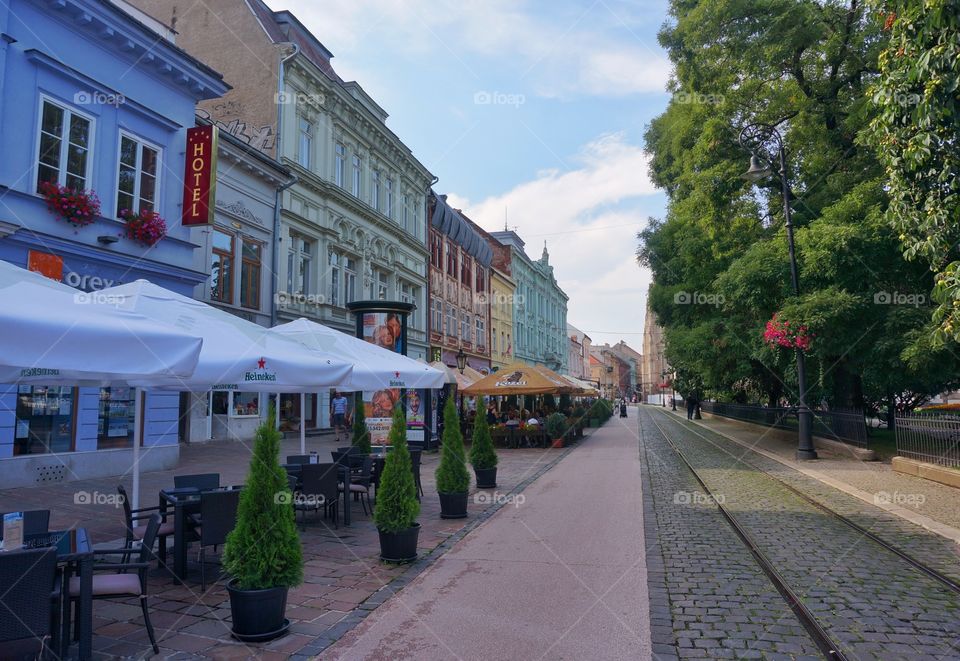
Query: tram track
[[643, 407, 960, 660]]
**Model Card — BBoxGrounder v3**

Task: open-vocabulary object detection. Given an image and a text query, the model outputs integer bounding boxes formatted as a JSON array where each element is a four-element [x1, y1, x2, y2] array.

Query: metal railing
[[700, 402, 868, 448], [895, 413, 960, 467]]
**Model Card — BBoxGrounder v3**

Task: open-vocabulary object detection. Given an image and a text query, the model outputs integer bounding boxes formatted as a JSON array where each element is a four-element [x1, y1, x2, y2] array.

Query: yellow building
[[489, 266, 516, 371]]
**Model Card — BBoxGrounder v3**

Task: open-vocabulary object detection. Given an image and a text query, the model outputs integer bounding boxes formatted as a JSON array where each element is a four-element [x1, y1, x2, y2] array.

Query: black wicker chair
[[340, 456, 373, 515], [0, 547, 58, 659], [117, 485, 173, 566], [174, 473, 220, 491], [0, 509, 50, 540], [187, 489, 240, 590], [296, 463, 339, 528], [409, 450, 424, 500], [68, 513, 162, 654]]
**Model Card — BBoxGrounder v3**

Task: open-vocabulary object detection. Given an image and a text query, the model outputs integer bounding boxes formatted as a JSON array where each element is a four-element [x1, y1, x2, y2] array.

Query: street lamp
[[738, 122, 817, 460], [455, 347, 467, 374]]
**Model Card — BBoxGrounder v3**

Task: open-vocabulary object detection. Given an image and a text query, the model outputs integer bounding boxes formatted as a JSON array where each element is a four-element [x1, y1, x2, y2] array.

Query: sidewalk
[[668, 408, 960, 541], [327, 410, 650, 660]]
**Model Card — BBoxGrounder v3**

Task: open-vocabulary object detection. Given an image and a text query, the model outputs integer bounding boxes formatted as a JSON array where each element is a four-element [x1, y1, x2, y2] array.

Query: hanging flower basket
[[120, 208, 167, 247], [763, 313, 814, 351], [39, 182, 101, 228]]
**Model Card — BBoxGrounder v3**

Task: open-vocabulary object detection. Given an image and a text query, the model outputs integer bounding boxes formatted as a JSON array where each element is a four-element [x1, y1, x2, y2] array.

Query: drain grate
[[35, 465, 66, 484]]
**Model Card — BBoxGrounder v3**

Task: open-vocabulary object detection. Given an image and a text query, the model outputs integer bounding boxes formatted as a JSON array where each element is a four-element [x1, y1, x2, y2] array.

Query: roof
[[247, 0, 343, 83], [430, 191, 493, 267]]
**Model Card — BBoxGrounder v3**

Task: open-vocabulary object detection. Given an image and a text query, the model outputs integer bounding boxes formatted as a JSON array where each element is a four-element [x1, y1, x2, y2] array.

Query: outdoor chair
[[296, 463, 339, 529], [409, 449, 424, 500], [0, 547, 58, 660], [286, 454, 313, 464], [340, 456, 373, 515], [286, 473, 299, 494], [174, 473, 220, 491], [187, 489, 240, 590], [117, 485, 173, 566], [68, 513, 162, 654], [0, 509, 50, 539]]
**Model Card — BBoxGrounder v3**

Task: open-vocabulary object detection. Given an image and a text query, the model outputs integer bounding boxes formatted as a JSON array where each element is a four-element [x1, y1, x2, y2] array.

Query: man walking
[[686, 392, 698, 420], [331, 391, 348, 442]]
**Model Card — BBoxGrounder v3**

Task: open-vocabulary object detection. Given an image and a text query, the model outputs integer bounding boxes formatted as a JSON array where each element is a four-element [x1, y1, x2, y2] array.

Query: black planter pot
[[438, 491, 468, 519], [473, 466, 497, 489], [378, 522, 420, 562], [226, 580, 290, 642]]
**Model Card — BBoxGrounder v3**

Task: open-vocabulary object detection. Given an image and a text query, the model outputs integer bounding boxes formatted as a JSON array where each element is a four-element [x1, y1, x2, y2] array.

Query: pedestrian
[[331, 391, 348, 442], [686, 393, 697, 420]]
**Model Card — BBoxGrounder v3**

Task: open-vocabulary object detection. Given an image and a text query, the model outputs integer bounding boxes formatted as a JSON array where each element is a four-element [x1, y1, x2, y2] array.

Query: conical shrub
[[436, 397, 469, 493], [223, 405, 303, 590], [352, 399, 371, 454], [373, 406, 420, 533], [469, 396, 498, 470]]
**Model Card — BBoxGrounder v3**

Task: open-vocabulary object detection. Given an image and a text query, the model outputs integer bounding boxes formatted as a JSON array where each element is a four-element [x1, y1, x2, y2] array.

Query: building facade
[[133, 0, 435, 431], [489, 264, 516, 372], [427, 194, 492, 372], [566, 324, 592, 380], [489, 231, 569, 372], [604, 341, 642, 399], [183, 125, 293, 443], [590, 346, 631, 399], [0, 0, 228, 485], [642, 295, 670, 404]]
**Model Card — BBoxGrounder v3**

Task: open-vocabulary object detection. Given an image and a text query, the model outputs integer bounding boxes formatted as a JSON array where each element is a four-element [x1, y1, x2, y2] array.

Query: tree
[[351, 399, 370, 454], [866, 0, 960, 344], [223, 406, 302, 590], [469, 396, 498, 470], [436, 397, 469, 494], [372, 406, 419, 533]]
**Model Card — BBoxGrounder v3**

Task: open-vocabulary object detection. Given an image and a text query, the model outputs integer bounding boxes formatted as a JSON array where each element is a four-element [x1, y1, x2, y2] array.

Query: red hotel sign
[[182, 125, 218, 226]]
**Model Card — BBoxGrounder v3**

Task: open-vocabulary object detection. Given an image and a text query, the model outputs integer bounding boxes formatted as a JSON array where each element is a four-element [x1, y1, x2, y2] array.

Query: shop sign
[[182, 125, 218, 226]]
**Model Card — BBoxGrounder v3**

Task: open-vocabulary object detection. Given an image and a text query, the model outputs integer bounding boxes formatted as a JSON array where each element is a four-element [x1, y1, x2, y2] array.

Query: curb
[[290, 423, 607, 657]]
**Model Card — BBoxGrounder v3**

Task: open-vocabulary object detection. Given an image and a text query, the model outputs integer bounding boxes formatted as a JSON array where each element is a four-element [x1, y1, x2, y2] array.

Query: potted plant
[[436, 397, 470, 518], [352, 399, 371, 454], [546, 412, 568, 448], [120, 208, 167, 246], [469, 396, 498, 488], [222, 407, 302, 642], [373, 405, 421, 562], [39, 181, 101, 228]]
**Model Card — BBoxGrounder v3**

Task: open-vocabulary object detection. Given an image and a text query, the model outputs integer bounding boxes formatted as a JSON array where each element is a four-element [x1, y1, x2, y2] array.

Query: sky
[[268, 0, 673, 350]]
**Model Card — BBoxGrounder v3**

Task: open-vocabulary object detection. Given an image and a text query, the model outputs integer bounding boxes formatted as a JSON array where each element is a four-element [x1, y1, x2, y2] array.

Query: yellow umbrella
[[462, 362, 562, 396]]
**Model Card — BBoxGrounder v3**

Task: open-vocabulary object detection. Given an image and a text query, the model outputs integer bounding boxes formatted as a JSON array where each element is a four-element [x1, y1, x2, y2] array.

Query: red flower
[[121, 208, 167, 247], [40, 182, 101, 228], [763, 313, 814, 352]]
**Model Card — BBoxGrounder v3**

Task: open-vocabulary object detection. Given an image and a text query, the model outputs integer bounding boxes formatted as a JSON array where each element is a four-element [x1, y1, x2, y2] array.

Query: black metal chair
[[68, 513, 162, 654], [0, 547, 58, 659], [409, 450, 424, 500], [295, 463, 339, 529], [0, 509, 50, 540], [340, 456, 373, 515], [187, 489, 240, 591], [117, 485, 173, 566], [174, 473, 220, 491]]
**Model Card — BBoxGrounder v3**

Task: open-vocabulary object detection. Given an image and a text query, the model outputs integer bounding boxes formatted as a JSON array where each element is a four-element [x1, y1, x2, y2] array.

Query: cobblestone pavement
[[639, 408, 822, 660], [686, 411, 960, 533], [0, 432, 586, 659], [647, 407, 960, 660]]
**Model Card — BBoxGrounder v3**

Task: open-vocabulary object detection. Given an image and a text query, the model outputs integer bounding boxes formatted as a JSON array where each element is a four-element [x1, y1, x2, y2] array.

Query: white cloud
[[447, 133, 657, 348], [269, 0, 670, 98]]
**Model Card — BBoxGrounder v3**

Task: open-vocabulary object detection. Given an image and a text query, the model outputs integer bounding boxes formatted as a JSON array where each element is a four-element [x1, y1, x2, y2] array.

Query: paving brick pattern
[[650, 409, 960, 659], [638, 408, 821, 660], [0, 432, 584, 659]]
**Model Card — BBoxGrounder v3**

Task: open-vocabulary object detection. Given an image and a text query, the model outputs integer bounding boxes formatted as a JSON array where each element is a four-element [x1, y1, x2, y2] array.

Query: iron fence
[[895, 413, 960, 467], [699, 402, 868, 448]]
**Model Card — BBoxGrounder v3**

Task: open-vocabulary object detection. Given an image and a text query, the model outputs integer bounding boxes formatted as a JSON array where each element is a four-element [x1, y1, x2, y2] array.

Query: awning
[[430, 191, 493, 267]]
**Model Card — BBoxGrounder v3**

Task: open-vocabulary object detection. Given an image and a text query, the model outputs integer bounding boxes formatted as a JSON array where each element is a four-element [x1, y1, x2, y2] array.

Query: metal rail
[[657, 411, 960, 596], [645, 411, 848, 661]]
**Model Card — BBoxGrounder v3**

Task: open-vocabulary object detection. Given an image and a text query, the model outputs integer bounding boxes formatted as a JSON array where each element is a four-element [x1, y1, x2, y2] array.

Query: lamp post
[[738, 123, 817, 460], [455, 346, 467, 374]]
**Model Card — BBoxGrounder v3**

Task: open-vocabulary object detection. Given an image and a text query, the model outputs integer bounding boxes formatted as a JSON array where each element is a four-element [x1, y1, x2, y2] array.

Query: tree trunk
[[886, 397, 896, 431]]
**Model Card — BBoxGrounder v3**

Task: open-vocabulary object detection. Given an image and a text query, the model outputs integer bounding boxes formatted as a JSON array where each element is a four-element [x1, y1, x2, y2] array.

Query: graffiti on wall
[[197, 105, 275, 152]]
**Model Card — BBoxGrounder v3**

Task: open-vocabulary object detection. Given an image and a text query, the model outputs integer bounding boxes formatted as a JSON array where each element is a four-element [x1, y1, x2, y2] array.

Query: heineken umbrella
[[461, 362, 562, 396], [0, 259, 202, 384], [273, 318, 444, 391], [96, 280, 352, 391]]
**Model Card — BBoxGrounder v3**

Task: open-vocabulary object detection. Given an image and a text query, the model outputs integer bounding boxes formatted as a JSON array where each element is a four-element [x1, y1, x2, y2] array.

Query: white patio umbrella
[[273, 318, 445, 391]]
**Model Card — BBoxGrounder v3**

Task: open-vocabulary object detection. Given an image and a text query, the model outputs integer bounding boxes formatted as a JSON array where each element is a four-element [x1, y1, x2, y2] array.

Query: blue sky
[[271, 0, 672, 349]]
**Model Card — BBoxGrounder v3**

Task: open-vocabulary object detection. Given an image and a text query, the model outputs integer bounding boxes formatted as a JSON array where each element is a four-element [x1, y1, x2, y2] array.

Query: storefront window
[[211, 391, 230, 415], [14, 386, 75, 455], [233, 393, 260, 416], [97, 387, 135, 449]]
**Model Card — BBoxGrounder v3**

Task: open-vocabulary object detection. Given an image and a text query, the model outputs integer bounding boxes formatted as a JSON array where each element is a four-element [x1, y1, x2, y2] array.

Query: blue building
[[0, 0, 228, 485]]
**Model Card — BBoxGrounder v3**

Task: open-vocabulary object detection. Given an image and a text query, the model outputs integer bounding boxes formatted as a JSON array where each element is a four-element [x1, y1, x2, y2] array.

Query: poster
[[364, 388, 400, 446], [362, 312, 403, 353], [406, 389, 424, 427]]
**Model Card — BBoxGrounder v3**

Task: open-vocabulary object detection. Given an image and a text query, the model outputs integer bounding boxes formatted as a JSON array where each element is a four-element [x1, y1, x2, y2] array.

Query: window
[[36, 99, 92, 192], [240, 240, 261, 309], [492, 330, 498, 353], [400, 282, 419, 328], [401, 194, 408, 231], [333, 141, 344, 185], [211, 230, 234, 303], [385, 178, 394, 217], [116, 134, 159, 216], [461, 311, 471, 343], [287, 234, 312, 296], [370, 268, 388, 299], [97, 387, 135, 449], [233, 392, 260, 416], [475, 265, 486, 292], [476, 317, 485, 348], [328, 252, 340, 306], [432, 298, 443, 334], [299, 119, 313, 169], [371, 170, 381, 210], [14, 386, 75, 455], [430, 233, 443, 269], [352, 154, 361, 196], [446, 242, 457, 277], [446, 303, 458, 338], [461, 255, 472, 287], [344, 256, 357, 303], [414, 200, 422, 238]]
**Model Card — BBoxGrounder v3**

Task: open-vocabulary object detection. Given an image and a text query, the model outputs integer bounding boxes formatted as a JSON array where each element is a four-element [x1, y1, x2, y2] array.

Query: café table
[[21, 528, 93, 660], [158, 487, 203, 581]]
